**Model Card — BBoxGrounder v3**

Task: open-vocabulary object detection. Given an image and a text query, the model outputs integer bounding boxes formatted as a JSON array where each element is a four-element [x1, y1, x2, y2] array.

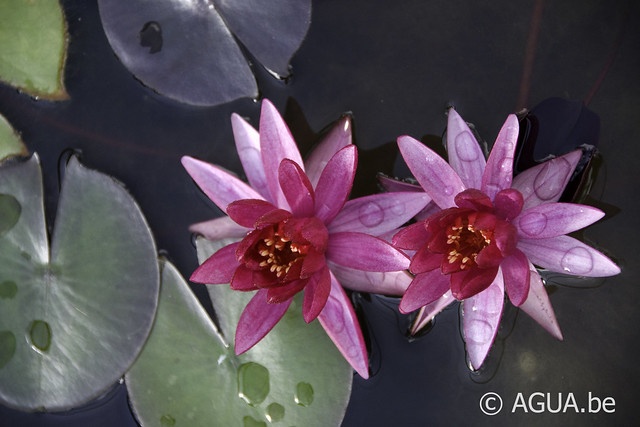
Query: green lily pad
[[126, 241, 352, 427], [0, 114, 28, 161], [0, 154, 159, 411], [0, 0, 68, 99]]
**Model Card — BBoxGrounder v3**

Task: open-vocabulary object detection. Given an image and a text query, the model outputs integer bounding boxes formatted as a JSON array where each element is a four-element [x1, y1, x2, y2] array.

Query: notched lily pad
[[126, 243, 352, 427], [0, 154, 159, 411], [0, 0, 68, 99]]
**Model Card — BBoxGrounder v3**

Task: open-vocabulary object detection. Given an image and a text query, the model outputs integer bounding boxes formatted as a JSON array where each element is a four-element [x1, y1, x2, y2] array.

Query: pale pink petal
[[512, 150, 582, 210], [259, 99, 303, 208], [481, 115, 519, 200], [409, 291, 455, 335], [235, 289, 292, 354], [302, 266, 331, 323], [190, 242, 241, 284], [513, 203, 604, 239], [462, 270, 505, 370], [501, 249, 530, 306], [182, 156, 263, 212], [318, 273, 369, 378], [314, 145, 357, 224], [278, 159, 315, 217], [231, 113, 270, 200], [328, 192, 430, 235], [328, 261, 411, 296], [399, 270, 451, 314], [518, 235, 620, 277], [305, 115, 352, 187], [446, 109, 486, 189], [519, 265, 563, 340], [189, 216, 248, 240], [397, 135, 465, 209], [327, 231, 409, 272]]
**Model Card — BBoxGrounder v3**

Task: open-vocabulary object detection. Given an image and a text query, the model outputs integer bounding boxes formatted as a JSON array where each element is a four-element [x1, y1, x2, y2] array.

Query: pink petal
[[189, 216, 248, 240], [259, 99, 303, 208], [235, 290, 292, 354], [409, 246, 441, 274], [462, 270, 505, 370], [314, 145, 357, 224], [378, 174, 424, 193], [519, 265, 563, 340], [303, 266, 331, 322], [328, 261, 412, 296], [493, 188, 524, 220], [450, 267, 499, 299], [328, 191, 431, 235], [227, 199, 279, 228], [190, 242, 241, 284], [409, 291, 455, 335], [230, 266, 258, 291], [512, 150, 582, 210], [182, 156, 263, 212], [446, 109, 486, 189], [392, 221, 430, 251], [501, 249, 530, 306], [518, 235, 620, 277], [318, 274, 369, 378], [278, 159, 315, 217], [231, 113, 270, 200], [266, 279, 307, 303], [397, 135, 465, 209], [305, 115, 352, 187], [481, 114, 519, 200], [513, 203, 605, 239], [327, 231, 409, 272], [399, 270, 451, 314]]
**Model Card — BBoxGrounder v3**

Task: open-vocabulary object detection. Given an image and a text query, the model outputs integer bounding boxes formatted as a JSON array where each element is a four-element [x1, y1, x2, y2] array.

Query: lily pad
[[97, 0, 311, 106], [0, 0, 68, 99], [126, 241, 352, 427], [0, 154, 159, 411], [0, 114, 28, 161]]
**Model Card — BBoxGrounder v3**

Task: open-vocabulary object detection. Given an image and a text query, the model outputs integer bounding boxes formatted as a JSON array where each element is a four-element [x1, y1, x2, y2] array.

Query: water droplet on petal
[[454, 131, 480, 161], [463, 319, 493, 345], [294, 382, 314, 406], [160, 414, 176, 427], [560, 246, 593, 275], [517, 212, 548, 237], [390, 200, 406, 215], [358, 202, 384, 227], [533, 160, 570, 201], [28, 320, 51, 352], [0, 330, 16, 369], [266, 402, 285, 422], [0, 281, 17, 299], [238, 362, 270, 406]]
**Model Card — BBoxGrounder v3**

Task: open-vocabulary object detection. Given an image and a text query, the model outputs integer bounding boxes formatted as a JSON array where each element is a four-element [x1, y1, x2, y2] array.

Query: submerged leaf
[[0, 155, 159, 411], [0, 0, 68, 99]]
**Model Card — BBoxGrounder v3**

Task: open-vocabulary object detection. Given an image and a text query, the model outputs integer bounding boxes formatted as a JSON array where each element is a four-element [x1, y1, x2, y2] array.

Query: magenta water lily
[[182, 100, 429, 378], [393, 109, 620, 370]]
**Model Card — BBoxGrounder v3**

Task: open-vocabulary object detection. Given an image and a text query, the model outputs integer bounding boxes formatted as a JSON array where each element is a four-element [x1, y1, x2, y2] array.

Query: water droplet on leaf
[[0, 193, 21, 236], [294, 382, 314, 406], [0, 330, 16, 368], [238, 362, 270, 405], [266, 402, 285, 422], [243, 415, 266, 427], [28, 320, 52, 352]]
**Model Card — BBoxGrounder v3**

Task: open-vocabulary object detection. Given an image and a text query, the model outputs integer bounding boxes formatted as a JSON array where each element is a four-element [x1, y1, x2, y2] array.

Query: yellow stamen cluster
[[257, 235, 305, 278], [446, 223, 492, 270]]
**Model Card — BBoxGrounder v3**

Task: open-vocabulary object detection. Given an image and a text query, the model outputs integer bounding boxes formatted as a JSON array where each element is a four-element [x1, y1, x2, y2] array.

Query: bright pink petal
[[318, 274, 369, 378], [450, 267, 499, 299], [266, 279, 307, 303], [328, 262, 412, 296], [231, 113, 270, 200], [446, 109, 486, 189], [493, 188, 524, 220], [392, 221, 430, 251], [519, 265, 563, 340], [397, 135, 465, 209], [314, 145, 357, 224], [227, 199, 279, 228], [259, 99, 303, 208], [302, 266, 331, 323], [328, 192, 431, 235], [410, 246, 441, 274], [462, 270, 505, 370], [512, 150, 582, 210], [455, 188, 493, 211], [327, 232, 409, 272], [501, 249, 530, 306], [481, 114, 519, 200], [235, 290, 292, 354], [305, 115, 352, 187], [399, 270, 451, 314], [300, 250, 326, 278], [189, 216, 248, 240], [230, 266, 258, 291], [409, 291, 455, 335], [518, 235, 620, 277], [513, 203, 605, 239], [190, 242, 241, 284], [182, 156, 263, 212], [278, 159, 315, 217]]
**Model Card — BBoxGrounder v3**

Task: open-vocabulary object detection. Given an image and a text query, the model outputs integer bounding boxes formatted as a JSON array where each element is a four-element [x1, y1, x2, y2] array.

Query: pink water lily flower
[[182, 100, 428, 378], [393, 109, 620, 369]]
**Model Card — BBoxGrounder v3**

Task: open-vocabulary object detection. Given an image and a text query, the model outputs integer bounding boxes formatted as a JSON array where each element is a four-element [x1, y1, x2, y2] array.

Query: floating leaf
[[0, 0, 68, 99], [0, 155, 159, 411], [97, 0, 311, 106], [126, 242, 352, 427], [0, 114, 28, 161]]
